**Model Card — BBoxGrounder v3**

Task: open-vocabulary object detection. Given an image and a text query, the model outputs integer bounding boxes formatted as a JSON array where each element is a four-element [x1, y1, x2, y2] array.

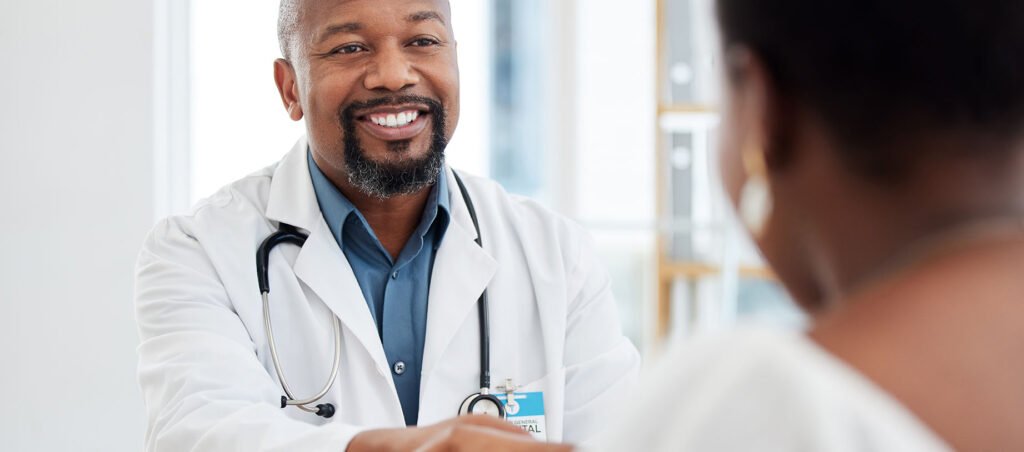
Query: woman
[[412, 0, 1024, 450], [598, 0, 1024, 450]]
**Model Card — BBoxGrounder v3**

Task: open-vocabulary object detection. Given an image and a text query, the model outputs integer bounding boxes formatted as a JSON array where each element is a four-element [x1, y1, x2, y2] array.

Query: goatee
[[339, 95, 448, 199]]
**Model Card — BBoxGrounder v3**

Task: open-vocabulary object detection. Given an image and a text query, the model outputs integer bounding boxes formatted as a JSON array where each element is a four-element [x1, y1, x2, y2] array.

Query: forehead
[[299, 0, 452, 34]]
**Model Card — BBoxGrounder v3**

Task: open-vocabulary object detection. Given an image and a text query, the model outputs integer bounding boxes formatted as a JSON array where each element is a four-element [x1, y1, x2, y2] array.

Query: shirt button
[[391, 271, 399, 279], [393, 361, 406, 375]]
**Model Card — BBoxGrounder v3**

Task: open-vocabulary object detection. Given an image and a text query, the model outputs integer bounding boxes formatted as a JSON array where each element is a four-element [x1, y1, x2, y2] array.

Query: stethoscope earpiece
[[315, 403, 336, 418], [280, 396, 335, 418]]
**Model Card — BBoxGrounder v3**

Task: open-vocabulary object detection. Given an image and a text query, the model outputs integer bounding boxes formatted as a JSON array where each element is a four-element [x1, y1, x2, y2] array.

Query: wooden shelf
[[658, 104, 719, 115], [659, 261, 718, 278], [738, 265, 777, 280], [653, 0, 741, 341], [659, 261, 776, 280]]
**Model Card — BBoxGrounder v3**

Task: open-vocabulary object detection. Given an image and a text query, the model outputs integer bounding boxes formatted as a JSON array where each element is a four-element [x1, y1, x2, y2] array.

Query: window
[[490, 1, 659, 348]]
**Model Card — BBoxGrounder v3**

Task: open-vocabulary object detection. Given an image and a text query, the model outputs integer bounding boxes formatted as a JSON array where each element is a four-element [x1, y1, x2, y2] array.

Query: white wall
[[190, 0, 304, 202], [0, 1, 152, 451]]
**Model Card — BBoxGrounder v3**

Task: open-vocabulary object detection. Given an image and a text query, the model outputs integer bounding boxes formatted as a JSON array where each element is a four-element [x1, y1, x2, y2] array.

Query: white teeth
[[369, 111, 420, 128]]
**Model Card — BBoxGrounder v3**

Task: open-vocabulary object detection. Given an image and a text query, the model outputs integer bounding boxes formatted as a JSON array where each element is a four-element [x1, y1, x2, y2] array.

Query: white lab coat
[[134, 138, 640, 452]]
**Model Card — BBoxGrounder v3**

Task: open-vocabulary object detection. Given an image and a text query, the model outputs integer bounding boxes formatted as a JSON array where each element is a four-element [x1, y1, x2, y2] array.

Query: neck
[[810, 230, 1024, 451], [805, 155, 1024, 304], [320, 161, 435, 261]]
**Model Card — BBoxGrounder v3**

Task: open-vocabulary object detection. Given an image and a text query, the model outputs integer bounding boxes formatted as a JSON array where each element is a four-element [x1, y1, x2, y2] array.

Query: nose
[[364, 45, 420, 92]]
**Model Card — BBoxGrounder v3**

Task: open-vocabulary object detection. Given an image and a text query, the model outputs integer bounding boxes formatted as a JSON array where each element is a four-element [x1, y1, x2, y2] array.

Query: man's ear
[[274, 59, 304, 122]]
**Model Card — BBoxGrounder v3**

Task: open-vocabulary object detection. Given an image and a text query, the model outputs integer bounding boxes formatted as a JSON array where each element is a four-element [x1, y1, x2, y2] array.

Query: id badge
[[497, 392, 547, 441]]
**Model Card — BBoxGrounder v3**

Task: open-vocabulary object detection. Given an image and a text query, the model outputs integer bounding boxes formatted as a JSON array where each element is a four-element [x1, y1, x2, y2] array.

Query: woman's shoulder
[[595, 327, 950, 452]]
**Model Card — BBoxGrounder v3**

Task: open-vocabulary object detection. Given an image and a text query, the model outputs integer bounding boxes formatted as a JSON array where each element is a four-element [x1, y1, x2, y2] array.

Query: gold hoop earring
[[739, 145, 772, 237]]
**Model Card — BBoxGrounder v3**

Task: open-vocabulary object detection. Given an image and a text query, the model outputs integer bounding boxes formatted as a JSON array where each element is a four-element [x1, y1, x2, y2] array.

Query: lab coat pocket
[[513, 366, 566, 442]]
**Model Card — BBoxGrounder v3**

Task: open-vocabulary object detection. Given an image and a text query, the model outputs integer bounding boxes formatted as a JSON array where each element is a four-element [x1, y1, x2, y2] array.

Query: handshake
[[347, 415, 574, 452]]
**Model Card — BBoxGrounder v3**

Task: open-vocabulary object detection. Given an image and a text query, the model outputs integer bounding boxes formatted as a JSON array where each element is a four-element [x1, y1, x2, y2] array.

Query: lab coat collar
[[265, 137, 322, 232], [265, 138, 498, 387]]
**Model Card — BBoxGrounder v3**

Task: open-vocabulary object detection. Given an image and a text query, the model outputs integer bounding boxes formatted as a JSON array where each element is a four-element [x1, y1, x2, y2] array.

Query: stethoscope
[[256, 172, 506, 420]]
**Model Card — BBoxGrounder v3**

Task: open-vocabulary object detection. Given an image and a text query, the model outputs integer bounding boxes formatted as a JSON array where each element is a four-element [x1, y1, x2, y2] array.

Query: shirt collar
[[307, 149, 451, 249], [426, 163, 451, 245]]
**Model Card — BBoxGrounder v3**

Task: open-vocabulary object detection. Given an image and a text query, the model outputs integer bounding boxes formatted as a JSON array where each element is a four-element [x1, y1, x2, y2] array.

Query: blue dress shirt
[[307, 151, 450, 426]]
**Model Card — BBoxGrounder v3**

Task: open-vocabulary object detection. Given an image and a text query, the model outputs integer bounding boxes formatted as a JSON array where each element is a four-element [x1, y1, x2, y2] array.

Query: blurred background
[[1, 0, 800, 450]]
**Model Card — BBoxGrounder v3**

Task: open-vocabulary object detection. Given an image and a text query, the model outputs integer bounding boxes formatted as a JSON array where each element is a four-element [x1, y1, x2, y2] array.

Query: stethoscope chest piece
[[459, 390, 506, 419]]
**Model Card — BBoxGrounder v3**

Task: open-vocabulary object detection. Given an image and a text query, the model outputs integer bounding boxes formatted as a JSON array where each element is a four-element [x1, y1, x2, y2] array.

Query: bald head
[[277, 0, 452, 60]]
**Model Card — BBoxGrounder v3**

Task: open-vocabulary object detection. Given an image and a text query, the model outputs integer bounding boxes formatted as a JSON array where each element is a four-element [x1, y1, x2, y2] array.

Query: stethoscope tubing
[[256, 171, 493, 417], [452, 171, 492, 393], [262, 291, 343, 411]]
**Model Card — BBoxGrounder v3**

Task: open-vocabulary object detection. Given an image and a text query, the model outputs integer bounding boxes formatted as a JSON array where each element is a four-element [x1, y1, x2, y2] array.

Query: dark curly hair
[[717, 0, 1024, 180]]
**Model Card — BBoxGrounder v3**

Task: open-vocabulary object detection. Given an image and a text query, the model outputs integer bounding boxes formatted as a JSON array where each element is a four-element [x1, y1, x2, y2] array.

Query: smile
[[356, 107, 431, 142]]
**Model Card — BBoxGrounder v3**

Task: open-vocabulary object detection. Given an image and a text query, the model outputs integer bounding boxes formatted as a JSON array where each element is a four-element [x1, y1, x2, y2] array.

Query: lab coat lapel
[[265, 139, 391, 376], [421, 168, 498, 378], [292, 221, 390, 374]]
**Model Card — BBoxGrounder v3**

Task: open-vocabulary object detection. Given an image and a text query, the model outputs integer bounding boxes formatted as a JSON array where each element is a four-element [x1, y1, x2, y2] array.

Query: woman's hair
[[717, 0, 1024, 179]]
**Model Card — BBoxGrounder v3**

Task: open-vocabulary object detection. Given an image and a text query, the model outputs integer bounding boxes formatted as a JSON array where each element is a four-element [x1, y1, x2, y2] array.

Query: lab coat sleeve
[[559, 225, 642, 447], [134, 218, 363, 452]]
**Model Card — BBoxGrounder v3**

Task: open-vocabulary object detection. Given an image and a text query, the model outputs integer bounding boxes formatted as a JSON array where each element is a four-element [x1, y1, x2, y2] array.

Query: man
[[134, 1, 639, 450]]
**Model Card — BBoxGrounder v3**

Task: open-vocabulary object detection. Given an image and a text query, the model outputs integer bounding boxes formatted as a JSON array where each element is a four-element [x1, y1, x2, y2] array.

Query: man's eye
[[333, 44, 365, 55], [410, 38, 440, 47]]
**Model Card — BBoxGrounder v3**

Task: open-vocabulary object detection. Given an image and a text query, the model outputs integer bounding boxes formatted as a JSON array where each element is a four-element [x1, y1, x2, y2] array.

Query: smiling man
[[133, 1, 639, 451]]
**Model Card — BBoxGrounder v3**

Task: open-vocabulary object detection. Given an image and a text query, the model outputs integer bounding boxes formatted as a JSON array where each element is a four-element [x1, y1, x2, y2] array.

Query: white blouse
[[594, 328, 950, 452]]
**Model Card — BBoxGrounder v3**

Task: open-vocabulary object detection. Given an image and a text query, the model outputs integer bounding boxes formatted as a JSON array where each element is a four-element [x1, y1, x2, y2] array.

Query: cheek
[[445, 99, 459, 138], [416, 50, 460, 136], [307, 68, 357, 115], [439, 66, 460, 137]]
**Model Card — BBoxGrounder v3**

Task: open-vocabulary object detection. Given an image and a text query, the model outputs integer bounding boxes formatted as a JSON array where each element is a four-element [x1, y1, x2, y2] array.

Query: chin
[[370, 143, 433, 164]]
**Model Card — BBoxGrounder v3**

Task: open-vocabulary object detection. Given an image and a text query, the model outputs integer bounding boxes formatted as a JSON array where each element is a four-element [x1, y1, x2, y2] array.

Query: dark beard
[[339, 95, 448, 199]]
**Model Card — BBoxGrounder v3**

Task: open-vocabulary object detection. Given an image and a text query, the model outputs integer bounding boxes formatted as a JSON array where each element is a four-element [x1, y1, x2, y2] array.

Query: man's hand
[[347, 415, 573, 452]]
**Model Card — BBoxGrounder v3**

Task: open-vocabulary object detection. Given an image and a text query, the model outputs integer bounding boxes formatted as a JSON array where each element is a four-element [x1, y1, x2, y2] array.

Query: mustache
[[340, 95, 444, 121]]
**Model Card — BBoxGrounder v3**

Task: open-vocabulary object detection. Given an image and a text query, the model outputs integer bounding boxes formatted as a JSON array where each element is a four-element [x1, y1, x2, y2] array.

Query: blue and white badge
[[497, 391, 547, 441]]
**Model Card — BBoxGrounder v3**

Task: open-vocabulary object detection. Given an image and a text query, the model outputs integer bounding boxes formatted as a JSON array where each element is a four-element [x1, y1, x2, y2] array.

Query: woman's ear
[[723, 47, 825, 308], [726, 47, 794, 171], [274, 59, 304, 122]]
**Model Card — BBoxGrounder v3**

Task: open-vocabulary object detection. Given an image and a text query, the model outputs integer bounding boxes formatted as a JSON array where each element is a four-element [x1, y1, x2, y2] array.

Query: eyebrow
[[315, 12, 445, 44], [407, 11, 446, 26], [317, 22, 364, 43]]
